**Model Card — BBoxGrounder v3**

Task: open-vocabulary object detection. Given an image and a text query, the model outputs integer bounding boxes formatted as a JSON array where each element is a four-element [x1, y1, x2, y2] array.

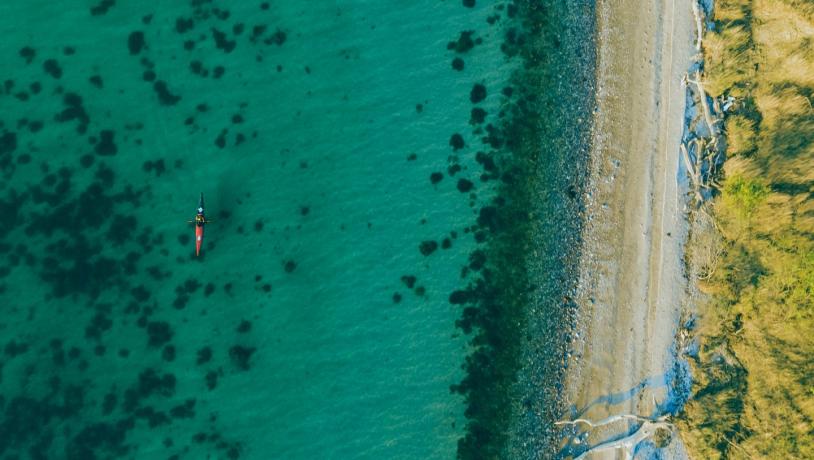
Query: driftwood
[[692, 0, 704, 52], [686, 71, 720, 138], [557, 414, 674, 460], [681, 142, 704, 202]]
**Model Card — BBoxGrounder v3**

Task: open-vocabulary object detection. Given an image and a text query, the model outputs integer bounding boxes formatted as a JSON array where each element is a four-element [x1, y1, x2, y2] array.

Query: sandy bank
[[563, 0, 695, 456]]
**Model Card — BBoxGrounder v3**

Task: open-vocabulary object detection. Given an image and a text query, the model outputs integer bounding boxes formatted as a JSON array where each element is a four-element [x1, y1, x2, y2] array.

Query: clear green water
[[0, 1, 528, 458]]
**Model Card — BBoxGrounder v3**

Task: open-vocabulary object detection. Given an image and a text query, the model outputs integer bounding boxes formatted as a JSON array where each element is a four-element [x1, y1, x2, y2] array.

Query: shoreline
[[562, 0, 695, 455]]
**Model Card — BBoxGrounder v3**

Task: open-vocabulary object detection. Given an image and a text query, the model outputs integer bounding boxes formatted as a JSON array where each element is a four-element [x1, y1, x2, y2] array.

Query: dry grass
[[680, 0, 814, 457], [724, 114, 757, 156]]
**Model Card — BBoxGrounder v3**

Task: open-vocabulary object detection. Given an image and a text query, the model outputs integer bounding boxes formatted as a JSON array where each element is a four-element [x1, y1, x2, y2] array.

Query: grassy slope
[[678, 0, 814, 458]]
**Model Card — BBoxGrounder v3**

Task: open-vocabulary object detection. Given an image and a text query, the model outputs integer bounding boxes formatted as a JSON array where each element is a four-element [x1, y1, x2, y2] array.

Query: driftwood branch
[[692, 0, 704, 52], [574, 421, 673, 460], [681, 142, 704, 202], [554, 414, 653, 429], [557, 414, 674, 460], [686, 71, 720, 138]]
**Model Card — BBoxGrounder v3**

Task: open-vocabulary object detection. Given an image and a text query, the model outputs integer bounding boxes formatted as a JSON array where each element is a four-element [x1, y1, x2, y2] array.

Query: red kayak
[[191, 193, 209, 256]]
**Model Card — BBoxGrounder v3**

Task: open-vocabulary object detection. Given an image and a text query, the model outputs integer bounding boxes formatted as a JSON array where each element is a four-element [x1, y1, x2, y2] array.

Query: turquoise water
[[0, 1, 551, 458]]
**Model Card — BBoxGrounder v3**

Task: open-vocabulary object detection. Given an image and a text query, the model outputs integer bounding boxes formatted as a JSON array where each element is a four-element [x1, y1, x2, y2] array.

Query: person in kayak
[[191, 195, 210, 256]]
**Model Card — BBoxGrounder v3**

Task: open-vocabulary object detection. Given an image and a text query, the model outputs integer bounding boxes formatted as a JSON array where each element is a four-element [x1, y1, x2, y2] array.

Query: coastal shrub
[[722, 174, 768, 220]]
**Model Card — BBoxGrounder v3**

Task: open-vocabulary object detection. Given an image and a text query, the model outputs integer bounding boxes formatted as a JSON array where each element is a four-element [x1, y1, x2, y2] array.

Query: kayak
[[193, 192, 207, 256]]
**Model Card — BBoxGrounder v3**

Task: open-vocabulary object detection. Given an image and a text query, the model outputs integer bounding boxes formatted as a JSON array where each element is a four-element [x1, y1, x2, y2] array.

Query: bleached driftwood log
[[681, 142, 704, 202], [692, 0, 704, 52], [557, 414, 674, 460], [686, 71, 720, 138]]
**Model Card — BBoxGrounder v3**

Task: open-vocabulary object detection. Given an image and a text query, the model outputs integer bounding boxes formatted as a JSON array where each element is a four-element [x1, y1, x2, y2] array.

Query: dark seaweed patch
[[400, 275, 417, 289], [128, 31, 145, 55], [170, 399, 195, 419], [237, 320, 252, 333], [94, 130, 117, 156], [85, 312, 112, 339], [448, 31, 476, 53], [452, 58, 464, 71], [137, 368, 176, 398], [212, 28, 236, 53], [66, 421, 129, 459], [43, 59, 62, 79], [146, 321, 173, 347], [215, 129, 227, 148], [4, 340, 28, 357], [463, 0, 475, 7], [90, 0, 115, 16], [55, 92, 90, 133], [19, 46, 35, 64], [107, 215, 135, 245], [190, 60, 205, 76], [228, 345, 256, 371], [130, 285, 150, 302], [430, 172, 444, 184], [419, 241, 438, 256], [457, 178, 474, 193], [470, 108, 487, 124], [468, 250, 486, 271], [196, 347, 213, 365], [176, 17, 194, 33], [250, 25, 267, 42], [450, 133, 465, 151], [134, 406, 170, 427], [205, 371, 218, 390], [89, 75, 103, 88], [0, 132, 17, 157], [470, 84, 486, 103], [153, 81, 181, 106], [283, 260, 296, 273], [266, 29, 286, 46]]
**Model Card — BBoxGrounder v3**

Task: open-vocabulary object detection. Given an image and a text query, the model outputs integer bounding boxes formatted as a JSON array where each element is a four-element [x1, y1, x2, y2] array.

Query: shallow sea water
[[0, 1, 524, 458]]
